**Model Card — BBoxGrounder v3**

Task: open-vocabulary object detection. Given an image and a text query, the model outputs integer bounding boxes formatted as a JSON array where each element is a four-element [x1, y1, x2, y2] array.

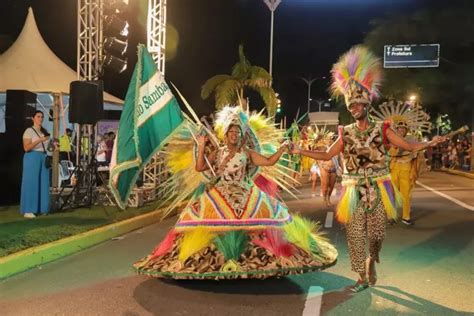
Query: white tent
[[0, 7, 122, 103], [0, 8, 123, 133]]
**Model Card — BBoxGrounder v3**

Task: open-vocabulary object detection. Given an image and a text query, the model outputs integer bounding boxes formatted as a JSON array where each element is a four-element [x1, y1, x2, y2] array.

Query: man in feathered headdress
[[371, 100, 433, 226], [291, 45, 446, 292]]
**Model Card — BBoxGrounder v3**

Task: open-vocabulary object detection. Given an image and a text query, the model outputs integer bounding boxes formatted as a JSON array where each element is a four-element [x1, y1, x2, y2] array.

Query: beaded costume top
[[213, 147, 252, 218], [340, 120, 390, 177]]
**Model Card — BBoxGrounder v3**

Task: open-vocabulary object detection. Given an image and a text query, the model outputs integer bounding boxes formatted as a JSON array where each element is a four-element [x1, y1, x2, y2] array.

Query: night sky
[[0, 0, 450, 122]]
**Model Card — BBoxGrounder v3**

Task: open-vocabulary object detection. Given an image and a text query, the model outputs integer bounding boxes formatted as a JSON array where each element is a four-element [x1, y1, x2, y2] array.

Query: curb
[[0, 206, 177, 280], [439, 168, 474, 180]]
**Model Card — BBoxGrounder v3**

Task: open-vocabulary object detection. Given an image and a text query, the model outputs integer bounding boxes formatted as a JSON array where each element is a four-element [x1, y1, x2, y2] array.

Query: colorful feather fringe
[[283, 216, 320, 254], [214, 231, 248, 261], [252, 228, 294, 258], [178, 227, 216, 262], [330, 45, 382, 101], [336, 179, 359, 224], [150, 229, 178, 259], [254, 174, 279, 198], [376, 176, 401, 221], [309, 232, 329, 255]]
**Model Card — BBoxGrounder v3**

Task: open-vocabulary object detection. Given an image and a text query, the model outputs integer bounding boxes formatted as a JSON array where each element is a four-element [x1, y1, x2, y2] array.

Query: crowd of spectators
[[426, 134, 471, 171]]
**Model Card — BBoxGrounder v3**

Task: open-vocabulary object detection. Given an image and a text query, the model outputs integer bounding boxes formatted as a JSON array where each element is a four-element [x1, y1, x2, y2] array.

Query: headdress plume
[[330, 45, 382, 107]]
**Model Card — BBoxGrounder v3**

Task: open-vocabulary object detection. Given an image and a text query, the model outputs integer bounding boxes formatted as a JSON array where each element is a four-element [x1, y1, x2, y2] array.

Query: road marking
[[416, 180, 474, 211], [302, 286, 323, 316], [324, 211, 334, 228]]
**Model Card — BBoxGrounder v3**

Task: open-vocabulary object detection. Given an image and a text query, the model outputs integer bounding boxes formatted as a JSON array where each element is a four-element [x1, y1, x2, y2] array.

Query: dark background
[[1, 0, 455, 122]]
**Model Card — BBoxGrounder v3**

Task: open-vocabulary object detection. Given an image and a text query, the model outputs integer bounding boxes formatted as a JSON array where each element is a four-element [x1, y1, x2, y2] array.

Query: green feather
[[215, 231, 248, 261], [284, 216, 325, 254]]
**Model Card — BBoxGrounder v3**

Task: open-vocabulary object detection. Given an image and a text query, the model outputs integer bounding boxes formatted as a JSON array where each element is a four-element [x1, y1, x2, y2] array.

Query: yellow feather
[[178, 227, 216, 262], [168, 150, 193, 173], [249, 114, 269, 132], [283, 215, 318, 253], [336, 191, 351, 224], [336, 180, 358, 224]]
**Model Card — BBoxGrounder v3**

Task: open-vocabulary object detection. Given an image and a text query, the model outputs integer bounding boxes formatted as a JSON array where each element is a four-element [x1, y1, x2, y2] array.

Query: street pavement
[[0, 171, 473, 315]]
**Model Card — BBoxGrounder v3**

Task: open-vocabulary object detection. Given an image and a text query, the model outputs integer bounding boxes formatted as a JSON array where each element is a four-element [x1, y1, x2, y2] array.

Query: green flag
[[109, 44, 183, 209]]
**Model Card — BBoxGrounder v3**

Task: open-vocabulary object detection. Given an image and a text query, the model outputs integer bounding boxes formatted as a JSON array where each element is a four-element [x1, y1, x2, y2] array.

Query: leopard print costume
[[340, 120, 392, 274], [346, 201, 386, 274]]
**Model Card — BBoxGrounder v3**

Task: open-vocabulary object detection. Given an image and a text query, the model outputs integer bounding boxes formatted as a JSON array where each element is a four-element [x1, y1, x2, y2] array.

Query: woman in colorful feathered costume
[[134, 106, 338, 279], [290, 45, 446, 292]]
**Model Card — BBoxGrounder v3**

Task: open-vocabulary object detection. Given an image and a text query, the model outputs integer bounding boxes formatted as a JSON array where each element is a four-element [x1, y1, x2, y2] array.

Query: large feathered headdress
[[330, 45, 383, 107], [370, 100, 432, 134], [308, 124, 334, 148], [214, 106, 249, 141]]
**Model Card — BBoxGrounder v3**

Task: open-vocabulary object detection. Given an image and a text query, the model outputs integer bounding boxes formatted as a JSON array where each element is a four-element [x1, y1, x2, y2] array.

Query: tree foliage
[[201, 45, 277, 115], [364, 2, 474, 129]]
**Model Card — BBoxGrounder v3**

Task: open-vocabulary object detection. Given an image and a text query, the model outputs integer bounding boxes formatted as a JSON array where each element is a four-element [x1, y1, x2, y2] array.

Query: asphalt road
[[1, 171, 473, 315]]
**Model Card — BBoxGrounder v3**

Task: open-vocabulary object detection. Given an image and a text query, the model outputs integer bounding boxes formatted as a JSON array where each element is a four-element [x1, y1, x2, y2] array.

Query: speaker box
[[69, 80, 104, 124], [2, 90, 36, 205], [5, 90, 37, 132]]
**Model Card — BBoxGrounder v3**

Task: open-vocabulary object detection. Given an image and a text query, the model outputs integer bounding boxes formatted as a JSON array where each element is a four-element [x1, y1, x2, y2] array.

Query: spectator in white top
[[20, 110, 51, 218], [96, 134, 108, 166]]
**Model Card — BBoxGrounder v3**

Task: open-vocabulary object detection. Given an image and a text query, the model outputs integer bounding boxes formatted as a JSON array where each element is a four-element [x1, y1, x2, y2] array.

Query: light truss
[[147, 0, 167, 75], [77, 0, 103, 81], [77, 0, 168, 205], [143, 0, 168, 201]]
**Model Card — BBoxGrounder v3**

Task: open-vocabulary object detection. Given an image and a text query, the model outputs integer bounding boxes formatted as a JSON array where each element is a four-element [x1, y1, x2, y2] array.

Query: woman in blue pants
[[20, 110, 51, 218]]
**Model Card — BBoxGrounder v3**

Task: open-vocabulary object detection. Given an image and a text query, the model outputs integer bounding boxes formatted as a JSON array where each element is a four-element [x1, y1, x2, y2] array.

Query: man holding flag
[[109, 44, 183, 209]]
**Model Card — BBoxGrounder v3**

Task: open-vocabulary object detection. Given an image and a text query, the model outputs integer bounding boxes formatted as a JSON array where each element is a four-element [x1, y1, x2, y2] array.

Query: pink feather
[[252, 228, 294, 258], [150, 229, 178, 259], [330, 45, 382, 101], [254, 174, 279, 198]]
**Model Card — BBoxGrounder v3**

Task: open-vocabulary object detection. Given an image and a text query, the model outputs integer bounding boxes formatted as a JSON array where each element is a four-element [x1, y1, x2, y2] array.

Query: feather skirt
[[133, 216, 338, 280]]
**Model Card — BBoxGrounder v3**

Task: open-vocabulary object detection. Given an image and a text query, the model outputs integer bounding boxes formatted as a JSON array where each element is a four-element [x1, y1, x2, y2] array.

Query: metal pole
[[52, 93, 60, 189], [300, 77, 315, 114], [307, 82, 311, 113], [264, 0, 281, 77], [269, 10, 274, 77]]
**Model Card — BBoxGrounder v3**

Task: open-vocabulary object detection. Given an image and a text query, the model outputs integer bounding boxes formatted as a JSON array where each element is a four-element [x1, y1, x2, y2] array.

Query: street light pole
[[263, 0, 281, 77], [300, 76, 325, 113]]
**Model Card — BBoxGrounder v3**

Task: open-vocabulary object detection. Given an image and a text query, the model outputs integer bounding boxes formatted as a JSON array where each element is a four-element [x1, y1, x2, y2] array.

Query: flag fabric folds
[[109, 44, 183, 209]]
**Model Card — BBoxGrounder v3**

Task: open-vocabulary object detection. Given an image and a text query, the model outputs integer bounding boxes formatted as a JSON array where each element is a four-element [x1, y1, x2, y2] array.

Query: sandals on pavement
[[351, 279, 369, 293]]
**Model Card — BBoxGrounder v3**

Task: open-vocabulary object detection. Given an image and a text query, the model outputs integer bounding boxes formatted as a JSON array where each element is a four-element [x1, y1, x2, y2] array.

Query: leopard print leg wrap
[[345, 201, 387, 273], [346, 206, 368, 274], [367, 202, 387, 263]]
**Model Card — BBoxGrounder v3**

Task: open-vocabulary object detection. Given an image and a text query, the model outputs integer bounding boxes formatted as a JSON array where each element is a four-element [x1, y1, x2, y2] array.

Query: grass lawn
[[0, 203, 160, 257]]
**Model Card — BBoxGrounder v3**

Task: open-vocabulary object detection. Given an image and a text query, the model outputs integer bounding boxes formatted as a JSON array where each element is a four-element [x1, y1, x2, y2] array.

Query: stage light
[[104, 15, 129, 37], [103, 54, 127, 73], [102, 0, 129, 74], [104, 0, 128, 14], [104, 36, 128, 56]]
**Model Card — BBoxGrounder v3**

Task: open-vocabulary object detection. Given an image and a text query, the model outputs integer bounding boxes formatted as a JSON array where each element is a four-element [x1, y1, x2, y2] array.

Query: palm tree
[[201, 45, 278, 115]]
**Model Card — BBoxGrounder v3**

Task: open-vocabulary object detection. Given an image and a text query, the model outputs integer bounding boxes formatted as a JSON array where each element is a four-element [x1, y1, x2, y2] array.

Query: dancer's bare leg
[[311, 173, 318, 197], [327, 172, 337, 206], [320, 169, 330, 206]]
